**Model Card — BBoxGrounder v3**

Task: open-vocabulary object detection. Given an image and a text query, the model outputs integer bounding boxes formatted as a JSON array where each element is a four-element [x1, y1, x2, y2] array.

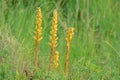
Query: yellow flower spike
[[48, 9, 58, 71], [53, 51, 59, 70], [34, 7, 42, 68], [64, 27, 74, 75]]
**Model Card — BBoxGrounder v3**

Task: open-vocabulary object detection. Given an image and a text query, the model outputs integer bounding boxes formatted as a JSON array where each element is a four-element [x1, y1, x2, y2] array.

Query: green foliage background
[[0, 0, 120, 79]]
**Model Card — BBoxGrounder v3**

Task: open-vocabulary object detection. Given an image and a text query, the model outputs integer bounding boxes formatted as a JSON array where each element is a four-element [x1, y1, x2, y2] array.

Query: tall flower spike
[[48, 9, 58, 70], [53, 51, 59, 70], [34, 7, 42, 68], [64, 27, 74, 75]]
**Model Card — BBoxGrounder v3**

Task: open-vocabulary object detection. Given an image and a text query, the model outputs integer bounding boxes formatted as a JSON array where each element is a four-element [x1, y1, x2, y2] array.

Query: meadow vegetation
[[0, 0, 120, 80]]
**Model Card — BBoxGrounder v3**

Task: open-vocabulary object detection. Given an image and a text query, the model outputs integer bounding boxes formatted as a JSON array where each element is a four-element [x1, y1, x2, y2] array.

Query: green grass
[[0, 0, 120, 80]]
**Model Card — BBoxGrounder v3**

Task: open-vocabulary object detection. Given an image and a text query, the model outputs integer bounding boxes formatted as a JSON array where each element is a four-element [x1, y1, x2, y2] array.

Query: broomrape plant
[[48, 9, 58, 70], [32, 7, 73, 78], [34, 7, 42, 68], [64, 28, 74, 75]]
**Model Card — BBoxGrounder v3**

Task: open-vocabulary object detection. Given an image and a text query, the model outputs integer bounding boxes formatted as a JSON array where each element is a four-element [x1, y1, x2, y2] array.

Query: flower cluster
[[66, 28, 74, 49], [53, 51, 59, 69], [49, 9, 58, 49], [34, 7, 42, 44]]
